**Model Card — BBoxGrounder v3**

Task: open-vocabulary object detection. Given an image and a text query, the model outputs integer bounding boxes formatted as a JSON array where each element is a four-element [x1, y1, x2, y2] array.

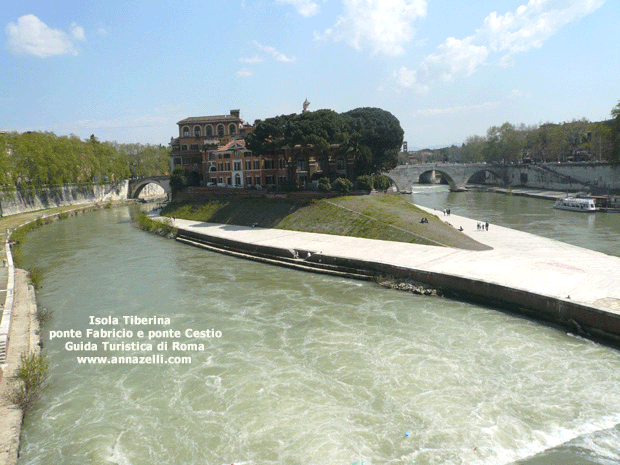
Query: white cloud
[[396, 0, 605, 89], [420, 36, 489, 82], [240, 55, 264, 64], [317, 0, 427, 56], [70, 22, 85, 41], [97, 27, 107, 36], [5, 14, 85, 57], [276, 0, 320, 17], [237, 68, 254, 77], [253, 41, 296, 62]]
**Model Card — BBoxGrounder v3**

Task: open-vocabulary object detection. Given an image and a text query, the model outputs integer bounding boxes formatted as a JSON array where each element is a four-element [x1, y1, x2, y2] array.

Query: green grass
[[163, 194, 489, 250]]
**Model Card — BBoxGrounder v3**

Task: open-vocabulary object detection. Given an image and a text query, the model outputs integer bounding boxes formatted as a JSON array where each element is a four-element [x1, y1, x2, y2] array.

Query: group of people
[[477, 222, 489, 231]]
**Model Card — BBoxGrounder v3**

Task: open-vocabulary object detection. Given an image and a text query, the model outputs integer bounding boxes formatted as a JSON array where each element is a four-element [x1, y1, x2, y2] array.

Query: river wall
[[506, 163, 620, 194], [0, 181, 129, 217]]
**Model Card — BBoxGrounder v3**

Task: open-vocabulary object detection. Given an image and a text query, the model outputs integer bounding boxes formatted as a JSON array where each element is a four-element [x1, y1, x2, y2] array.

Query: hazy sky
[[2, 0, 618, 149]]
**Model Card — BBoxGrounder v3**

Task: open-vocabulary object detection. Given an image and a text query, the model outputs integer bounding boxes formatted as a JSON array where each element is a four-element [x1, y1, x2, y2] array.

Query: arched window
[[194, 126, 202, 137], [205, 125, 213, 136], [182, 126, 190, 137], [229, 123, 237, 135], [217, 124, 225, 136]]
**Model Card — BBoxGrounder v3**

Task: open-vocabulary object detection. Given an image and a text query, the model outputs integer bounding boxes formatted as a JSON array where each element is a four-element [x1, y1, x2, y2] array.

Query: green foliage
[[611, 100, 620, 163], [373, 174, 391, 191], [279, 180, 299, 192], [135, 212, 177, 236], [110, 142, 171, 177], [245, 107, 404, 176], [170, 166, 189, 193], [4, 352, 50, 413], [333, 177, 352, 193], [0, 131, 132, 191], [27, 267, 43, 289], [355, 175, 373, 191], [318, 177, 331, 192]]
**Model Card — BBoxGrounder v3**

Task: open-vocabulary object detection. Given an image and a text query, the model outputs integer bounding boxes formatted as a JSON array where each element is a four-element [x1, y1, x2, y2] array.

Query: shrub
[[333, 177, 352, 193], [373, 174, 391, 191], [4, 352, 50, 413], [318, 178, 331, 192], [279, 180, 299, 192], [355, 175, 373, 192]]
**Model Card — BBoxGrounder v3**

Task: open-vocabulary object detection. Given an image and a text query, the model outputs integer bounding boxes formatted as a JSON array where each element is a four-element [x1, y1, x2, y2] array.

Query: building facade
[[170, 109, 357, 190]]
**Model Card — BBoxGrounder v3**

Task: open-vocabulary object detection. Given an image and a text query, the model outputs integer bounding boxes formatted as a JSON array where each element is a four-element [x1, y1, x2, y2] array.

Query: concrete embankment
[[166, 211, 620, 349], [0, 268, 39, 465]]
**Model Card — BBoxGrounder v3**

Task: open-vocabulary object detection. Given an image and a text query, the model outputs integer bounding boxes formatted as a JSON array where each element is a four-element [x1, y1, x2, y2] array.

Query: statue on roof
[[303, 98, 310, 113]]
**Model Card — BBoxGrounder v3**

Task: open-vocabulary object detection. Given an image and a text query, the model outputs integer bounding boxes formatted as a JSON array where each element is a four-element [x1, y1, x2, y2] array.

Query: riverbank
[[0, 269, 39, 465], [161, 208, 620, 348]]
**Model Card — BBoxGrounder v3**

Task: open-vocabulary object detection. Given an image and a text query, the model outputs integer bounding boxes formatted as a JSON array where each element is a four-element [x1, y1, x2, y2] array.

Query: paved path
[[168, 207, 620, 316]]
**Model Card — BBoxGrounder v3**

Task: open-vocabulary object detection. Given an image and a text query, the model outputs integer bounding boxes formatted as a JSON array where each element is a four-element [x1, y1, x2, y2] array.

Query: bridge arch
[[128, 176, 171, 199], [464, 168, 506, 186]]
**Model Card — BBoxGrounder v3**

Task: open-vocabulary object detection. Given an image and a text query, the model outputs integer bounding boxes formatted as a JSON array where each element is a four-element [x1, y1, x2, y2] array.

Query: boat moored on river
[[553, 197, 599, 212]]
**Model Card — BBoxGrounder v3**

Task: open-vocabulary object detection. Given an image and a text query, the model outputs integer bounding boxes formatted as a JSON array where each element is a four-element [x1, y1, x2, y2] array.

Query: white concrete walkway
[[169, 209, 620, 316]]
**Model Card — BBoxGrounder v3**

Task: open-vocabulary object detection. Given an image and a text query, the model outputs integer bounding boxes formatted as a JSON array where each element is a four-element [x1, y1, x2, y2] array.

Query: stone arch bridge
[[127, 176, 171, 199], [387, 163, 507, 192]]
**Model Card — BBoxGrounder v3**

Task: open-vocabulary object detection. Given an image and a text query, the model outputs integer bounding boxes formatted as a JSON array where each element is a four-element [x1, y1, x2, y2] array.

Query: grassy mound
[[162, 194, 489, 250]]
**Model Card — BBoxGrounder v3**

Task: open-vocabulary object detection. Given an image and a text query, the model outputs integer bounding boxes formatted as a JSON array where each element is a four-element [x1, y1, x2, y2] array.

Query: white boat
[[553, 197, 599, 212]]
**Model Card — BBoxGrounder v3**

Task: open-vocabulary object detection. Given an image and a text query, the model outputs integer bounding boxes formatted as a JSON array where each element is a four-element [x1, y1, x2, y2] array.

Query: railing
[[0, 232, 15, 364]]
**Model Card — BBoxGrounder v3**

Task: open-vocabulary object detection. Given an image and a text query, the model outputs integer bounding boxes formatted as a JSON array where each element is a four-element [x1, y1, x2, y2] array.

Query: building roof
[[177, 115, 242, 125]]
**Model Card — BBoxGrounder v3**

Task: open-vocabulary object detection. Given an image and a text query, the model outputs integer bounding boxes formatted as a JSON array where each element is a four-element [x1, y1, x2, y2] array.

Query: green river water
[[15, 188, 620, 465]]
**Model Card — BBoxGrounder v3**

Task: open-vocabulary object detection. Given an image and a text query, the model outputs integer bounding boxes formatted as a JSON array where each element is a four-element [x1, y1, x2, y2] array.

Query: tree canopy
[[0, 131, 170, 192], [246, 107, 404, 175]]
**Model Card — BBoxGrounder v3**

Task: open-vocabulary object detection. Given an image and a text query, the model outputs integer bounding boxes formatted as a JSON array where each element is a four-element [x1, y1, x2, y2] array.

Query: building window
[[218, 177, 223, 184], [229, 124, 237, 135], [225, 162, 231, 171], [190, 144, 198, 150], [217, 124, 225, 136], [235, 174, 241, 185], [279, 159, 286, 169], [247, 176, 252, 185], [181, 145, 188, 151], [253, 160, 260, 169], [174, 157, 182, 166], [337, 157, 345, 170], [265, 176, 274, 185], [209, 153, 215, 160], [224, 153, 231, 158], [182, 126, 190, 137], [264, 160, 273, 169], [245, 160, 252, 170], [255, 176, 260, 185], [244, 151, 251, 157], [206, 125, 213, 136], [217, 162, 223, 171], [194, 126, 201, 137], [233, 161, 241, 171], [297, 158, 306, 171], [227, 177, 231, 185]]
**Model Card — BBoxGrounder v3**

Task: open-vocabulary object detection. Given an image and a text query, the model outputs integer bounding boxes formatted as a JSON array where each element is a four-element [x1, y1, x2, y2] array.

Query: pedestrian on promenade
[[485, 221, 489, 231]]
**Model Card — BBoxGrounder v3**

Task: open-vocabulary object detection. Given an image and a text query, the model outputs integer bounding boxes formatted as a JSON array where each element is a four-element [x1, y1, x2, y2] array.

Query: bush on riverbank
[[135, 212, 177, 238], [4, 352, 50, 414]]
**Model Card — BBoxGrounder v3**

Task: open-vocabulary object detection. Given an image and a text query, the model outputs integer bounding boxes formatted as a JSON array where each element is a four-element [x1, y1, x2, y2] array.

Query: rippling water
[[17, 205, 620, 465]]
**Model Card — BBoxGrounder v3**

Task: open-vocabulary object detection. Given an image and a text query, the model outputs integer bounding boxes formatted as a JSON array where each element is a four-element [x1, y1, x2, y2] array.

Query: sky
[[1, 0, 619, 149]]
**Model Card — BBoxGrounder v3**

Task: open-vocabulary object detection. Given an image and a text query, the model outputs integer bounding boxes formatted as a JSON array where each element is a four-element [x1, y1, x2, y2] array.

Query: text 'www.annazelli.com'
[[76, 355, 192, 365]]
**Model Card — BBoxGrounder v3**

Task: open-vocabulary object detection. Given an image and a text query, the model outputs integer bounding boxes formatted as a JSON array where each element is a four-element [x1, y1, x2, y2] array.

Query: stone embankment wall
[[0, 181, 129, 217], [506, 163, 620, 194]]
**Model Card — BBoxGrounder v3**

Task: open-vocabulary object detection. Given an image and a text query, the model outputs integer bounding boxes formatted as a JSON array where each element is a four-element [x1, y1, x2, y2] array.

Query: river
[[16, 192, 620, 465]]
